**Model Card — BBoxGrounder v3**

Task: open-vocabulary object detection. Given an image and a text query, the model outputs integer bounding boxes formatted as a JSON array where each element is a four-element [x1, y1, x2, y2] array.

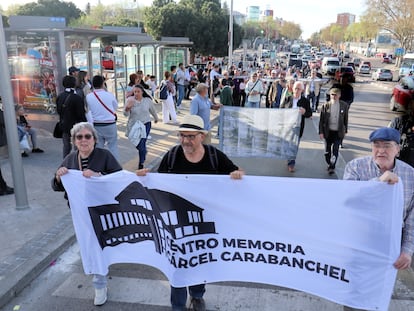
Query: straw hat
[[178, 115, 208, 134]]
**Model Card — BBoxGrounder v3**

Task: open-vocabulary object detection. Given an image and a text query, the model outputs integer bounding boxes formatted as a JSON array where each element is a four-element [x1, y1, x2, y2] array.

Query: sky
[[1, 0, 367, 39]]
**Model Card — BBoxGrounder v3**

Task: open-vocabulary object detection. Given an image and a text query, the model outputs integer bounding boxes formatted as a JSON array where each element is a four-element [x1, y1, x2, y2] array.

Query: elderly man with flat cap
[[137, 114, 243, 311], [343, 127, 414, 311]]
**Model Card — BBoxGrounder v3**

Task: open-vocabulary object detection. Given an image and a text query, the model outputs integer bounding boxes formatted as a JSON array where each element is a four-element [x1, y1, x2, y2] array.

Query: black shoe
[[328, 167, 335, 175], [0, 186, 14, 196], [190, 297, 206, 311], [32, 148, 44, 153], [21, 151, 29, 157], [138, 164, 144, 170]]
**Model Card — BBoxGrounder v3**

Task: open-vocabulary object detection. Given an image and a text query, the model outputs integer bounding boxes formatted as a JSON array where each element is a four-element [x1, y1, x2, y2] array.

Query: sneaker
[[190, 297, 206, 311], [328, 168, 335, 175], [32, 148, 44, 153], [94, 287, 107, 306], [330, 155, 336, 166], [21, 151, 29, 157]]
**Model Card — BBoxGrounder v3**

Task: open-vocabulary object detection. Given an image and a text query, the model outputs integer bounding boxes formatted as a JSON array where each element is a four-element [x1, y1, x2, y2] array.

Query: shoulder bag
[[93, 91, 117, 121]]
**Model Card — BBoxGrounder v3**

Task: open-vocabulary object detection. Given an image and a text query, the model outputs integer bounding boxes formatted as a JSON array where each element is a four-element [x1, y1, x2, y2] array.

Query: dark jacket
[[56, 91, 87, 133], [280, 95, 312, 137], [51, 147, 122, 192], [319, 100, 349, 139]]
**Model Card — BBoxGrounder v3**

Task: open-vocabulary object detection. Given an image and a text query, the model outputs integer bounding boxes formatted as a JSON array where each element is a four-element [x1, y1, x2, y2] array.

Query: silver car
[[371, 68, 393, 81], [358, 64, 370, 74]]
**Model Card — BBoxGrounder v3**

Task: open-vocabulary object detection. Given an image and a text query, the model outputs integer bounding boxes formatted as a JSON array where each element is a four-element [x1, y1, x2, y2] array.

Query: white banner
[[219, 107, 301, 159], [62, 170, 404, 311]]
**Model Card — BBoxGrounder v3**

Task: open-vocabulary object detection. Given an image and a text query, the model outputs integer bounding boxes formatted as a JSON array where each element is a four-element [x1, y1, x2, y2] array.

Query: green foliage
[[242, 19, 302, 42], [70, 3, 143, 29], [363, 0, 414, 50], [12, 0, 82, 24], [144, 0, 242, 56]]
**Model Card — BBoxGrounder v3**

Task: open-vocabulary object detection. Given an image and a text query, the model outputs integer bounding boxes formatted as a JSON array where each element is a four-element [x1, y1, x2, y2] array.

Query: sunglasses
[[75, 134, 93, 140]]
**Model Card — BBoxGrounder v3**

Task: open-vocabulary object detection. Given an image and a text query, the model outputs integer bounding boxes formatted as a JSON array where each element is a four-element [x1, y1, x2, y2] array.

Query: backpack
[[159, 82, 168, 100], [167, 145, 218, 173]]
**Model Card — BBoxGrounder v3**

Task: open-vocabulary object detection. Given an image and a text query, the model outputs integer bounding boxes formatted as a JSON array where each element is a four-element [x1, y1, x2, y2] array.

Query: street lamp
[[228, 0, 234, 70]]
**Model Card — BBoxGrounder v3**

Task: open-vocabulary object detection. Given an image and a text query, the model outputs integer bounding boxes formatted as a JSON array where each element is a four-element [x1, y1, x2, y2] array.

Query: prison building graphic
[[88, 181, 216, 254]]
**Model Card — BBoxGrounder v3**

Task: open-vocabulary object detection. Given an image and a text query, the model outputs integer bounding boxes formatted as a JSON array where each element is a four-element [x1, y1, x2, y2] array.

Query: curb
[[0, 213, 76, 309]]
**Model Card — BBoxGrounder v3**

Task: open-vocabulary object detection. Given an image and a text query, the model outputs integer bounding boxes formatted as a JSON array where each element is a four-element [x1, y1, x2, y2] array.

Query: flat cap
[[369, 127, 400, 144]]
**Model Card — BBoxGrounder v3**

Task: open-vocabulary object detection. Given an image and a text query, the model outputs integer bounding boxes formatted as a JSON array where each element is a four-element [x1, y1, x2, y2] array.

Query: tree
[[364, 0, 414, 52], [11, 0, 82, 24], [279, 21, 302, 40], [71, 3, 143, 28], [309, 32, 322, 46], [144, 0, 242, 56]]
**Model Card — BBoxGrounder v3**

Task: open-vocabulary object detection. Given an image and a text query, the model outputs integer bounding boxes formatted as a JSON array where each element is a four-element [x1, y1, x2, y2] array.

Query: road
[[1, 58, 413, 311]]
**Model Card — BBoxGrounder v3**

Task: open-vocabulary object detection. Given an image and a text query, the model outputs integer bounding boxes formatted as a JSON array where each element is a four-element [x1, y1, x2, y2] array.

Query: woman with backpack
[[160, 71, 178, 124]]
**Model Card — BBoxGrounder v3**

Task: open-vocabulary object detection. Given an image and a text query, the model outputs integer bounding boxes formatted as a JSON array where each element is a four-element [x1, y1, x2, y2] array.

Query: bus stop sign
[[395, 48, 405, 56]]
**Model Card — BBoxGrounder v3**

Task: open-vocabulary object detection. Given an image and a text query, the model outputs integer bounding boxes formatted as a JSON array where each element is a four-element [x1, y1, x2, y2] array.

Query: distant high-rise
[[336, 13, 356, 27], [246, 6, 260, 21]]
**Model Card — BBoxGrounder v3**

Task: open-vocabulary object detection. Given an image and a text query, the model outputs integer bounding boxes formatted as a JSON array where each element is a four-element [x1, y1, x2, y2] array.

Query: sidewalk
[[0, 99, 216, 308], [0, 100, 410, 309]]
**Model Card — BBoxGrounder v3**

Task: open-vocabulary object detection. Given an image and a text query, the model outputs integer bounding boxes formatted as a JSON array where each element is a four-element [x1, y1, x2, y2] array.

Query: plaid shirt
[[344, 156, 414, 256]]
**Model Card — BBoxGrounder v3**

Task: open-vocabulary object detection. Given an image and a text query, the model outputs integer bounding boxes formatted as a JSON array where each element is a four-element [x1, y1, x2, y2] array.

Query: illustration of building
[[88, 182, 216, 254]]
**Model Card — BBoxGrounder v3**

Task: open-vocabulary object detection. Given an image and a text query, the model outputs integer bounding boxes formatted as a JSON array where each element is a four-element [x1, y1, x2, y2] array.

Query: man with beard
[[136, 115, 244, 311]]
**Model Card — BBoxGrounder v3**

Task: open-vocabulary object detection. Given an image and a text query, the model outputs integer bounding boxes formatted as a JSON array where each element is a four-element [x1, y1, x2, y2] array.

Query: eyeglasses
[[372, 142, 397, 149], [178, 133, 201, 140], [75, 134, 93, 140]]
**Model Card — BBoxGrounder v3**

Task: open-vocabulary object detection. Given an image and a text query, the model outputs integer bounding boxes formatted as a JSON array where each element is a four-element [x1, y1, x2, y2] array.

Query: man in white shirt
[[176, 63, 186, 109], [86, 75, 119, 160], [245, 72, 264, 108]]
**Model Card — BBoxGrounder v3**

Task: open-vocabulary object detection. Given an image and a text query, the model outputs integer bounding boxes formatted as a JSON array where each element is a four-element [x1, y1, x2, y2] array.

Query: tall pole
[[228, 0, 234, 71], [0, 17, 29, 209]]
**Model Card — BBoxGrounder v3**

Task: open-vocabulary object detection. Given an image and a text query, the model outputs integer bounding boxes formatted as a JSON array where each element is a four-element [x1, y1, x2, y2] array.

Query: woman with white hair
[[280, 80, 312, 172], [52, 121, 122, 307]]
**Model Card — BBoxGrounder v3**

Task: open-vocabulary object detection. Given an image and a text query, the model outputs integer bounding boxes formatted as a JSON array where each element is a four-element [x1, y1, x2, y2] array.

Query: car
[[321, 57, 340, 75], [352, 57, 361, 67], [335, 66, 356, 83], [390, 76, 414, 111], [371, 68, 393, 81], [361, 61, 372, 69], [346, 62, 355, 69], [382, 56, 392, 64], [358, 64, 371, 74]]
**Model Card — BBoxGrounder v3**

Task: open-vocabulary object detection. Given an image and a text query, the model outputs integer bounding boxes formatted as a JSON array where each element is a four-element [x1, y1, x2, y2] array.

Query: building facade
[[336, 13, 356, 27]]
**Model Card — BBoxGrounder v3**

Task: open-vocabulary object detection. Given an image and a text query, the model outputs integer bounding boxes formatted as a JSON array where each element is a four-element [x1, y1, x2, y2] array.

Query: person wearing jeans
[[245, 72, 264, 108], [124, 84, 159, 169], [279, 81, 312, 172], [86, 75, 119, 160], [176, 63, 186, 109]]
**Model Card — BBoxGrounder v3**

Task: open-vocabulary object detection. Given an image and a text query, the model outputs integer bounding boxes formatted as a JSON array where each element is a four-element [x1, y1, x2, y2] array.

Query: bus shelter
[[4, 16, 192, 109]]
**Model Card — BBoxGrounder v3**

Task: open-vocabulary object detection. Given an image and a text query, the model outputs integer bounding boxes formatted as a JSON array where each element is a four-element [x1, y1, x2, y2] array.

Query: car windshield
[[402, 77, 414, 89], [328, 61, 339, 66], [381, 69, 391, 73]]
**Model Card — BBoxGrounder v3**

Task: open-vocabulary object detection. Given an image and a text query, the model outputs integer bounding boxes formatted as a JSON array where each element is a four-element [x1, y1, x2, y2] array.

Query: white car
[[358, 64, 370, 74], [371, 68, 393, 81]]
